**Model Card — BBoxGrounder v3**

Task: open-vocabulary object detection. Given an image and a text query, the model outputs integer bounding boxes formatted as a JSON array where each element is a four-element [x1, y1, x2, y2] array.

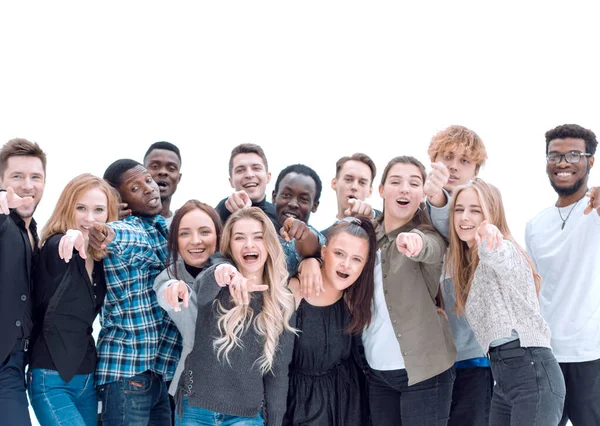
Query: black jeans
[[368, 366, 455, 426], [0, 349, 32, 426], [448, 367, 493, 426], [558, 357, 600, 426], [488, 340, 565, 426]]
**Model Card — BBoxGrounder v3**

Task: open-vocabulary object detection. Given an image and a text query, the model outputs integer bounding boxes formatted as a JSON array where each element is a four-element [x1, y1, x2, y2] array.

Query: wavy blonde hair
[[41, 174, 120, 260], [213, 207, 296, 374], [446, 178, 541, 315]]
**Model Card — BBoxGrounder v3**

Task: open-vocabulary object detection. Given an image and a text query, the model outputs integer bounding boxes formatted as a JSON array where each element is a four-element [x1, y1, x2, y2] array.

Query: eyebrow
[[389, 174, 423, 181]]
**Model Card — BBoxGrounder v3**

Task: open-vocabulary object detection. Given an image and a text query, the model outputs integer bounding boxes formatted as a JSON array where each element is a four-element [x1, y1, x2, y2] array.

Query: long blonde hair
[[446, 178, 541, 315], [213, 207, 296, 374], [41, 174, 120, 260]]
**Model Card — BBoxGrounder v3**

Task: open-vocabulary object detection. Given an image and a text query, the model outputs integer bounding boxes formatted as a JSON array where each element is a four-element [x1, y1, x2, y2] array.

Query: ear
[[229, 176, 234, 189], [321, 244, 327, 261], [266, 171, 272, 185], [473, 165, 480, 178], [378, 184, 384, 199], [331, 177, 337, 191], [589, 155, 595, 169], [368, 185, 373, 198], [271, 190, 277, 204], [311, 200, 319, 213], [178, 173, 182, 183]]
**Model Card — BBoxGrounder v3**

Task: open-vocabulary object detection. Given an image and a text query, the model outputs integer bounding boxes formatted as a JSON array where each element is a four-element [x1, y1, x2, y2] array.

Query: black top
[[284, 298, 368, 426], [0, 210, 38, 361], [30, 234, 106, 382], [215, 196, 280, 230]]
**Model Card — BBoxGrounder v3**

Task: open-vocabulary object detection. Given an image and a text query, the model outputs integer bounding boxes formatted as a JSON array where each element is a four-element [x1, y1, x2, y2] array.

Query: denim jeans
[[558, 357, 600, 426], [448, 367, 493, 426], [488, 341, 565, 426], [28, 368, 97, 426], [97, 370, 171, 426], [175, 396, 264, 426], [0, 350, 31, 426], [368, 366, 455, 426]]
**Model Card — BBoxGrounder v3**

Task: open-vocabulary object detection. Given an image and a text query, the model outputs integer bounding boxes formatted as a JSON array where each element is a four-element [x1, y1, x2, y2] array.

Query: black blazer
[[0, 211, 36, 363], [30, 234, 105, 382]]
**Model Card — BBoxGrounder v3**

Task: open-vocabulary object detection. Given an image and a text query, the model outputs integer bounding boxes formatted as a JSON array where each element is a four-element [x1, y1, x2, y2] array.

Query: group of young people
[[0, 123, 598, 426]]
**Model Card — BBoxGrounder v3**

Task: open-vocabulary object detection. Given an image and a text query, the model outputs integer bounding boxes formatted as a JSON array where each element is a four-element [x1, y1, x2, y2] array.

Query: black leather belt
[[488, 339, 525, 361]]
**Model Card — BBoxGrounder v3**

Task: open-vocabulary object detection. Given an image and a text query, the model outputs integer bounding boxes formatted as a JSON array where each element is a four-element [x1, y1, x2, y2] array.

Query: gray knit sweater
[[178, 264, 295, 426], [466, 239, 551, 353]]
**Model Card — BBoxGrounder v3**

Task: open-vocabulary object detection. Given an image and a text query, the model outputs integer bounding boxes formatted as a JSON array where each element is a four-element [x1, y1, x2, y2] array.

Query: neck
[[336, 206, 345, 221], [22, 216, 32, 229], [556, 184, 588, 207], [310, 272, 343, 305], [160, 197, 172, 218], [383, 214, 409, 233]]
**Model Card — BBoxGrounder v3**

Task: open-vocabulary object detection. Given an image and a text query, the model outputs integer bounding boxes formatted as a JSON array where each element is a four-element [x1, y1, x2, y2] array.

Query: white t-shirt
[[526, 200, 600, 363], [361, 250, 406, 370]]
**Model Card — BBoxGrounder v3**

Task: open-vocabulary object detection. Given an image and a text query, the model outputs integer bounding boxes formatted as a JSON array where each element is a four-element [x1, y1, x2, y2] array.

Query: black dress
[[284, 297, 368, 426]]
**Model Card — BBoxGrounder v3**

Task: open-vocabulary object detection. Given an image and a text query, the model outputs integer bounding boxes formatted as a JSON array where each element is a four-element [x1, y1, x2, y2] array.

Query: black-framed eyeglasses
[[546, 151, 592, 165]]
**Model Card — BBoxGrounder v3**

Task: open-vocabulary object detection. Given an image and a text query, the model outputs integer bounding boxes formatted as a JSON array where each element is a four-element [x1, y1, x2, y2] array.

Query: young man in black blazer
[[0, 138, 47, 426]]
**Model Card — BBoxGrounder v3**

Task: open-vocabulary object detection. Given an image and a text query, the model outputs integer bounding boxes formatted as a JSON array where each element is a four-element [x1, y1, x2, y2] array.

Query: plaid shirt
[[280, 224, 325, 276], [96, 215, 182, 386]]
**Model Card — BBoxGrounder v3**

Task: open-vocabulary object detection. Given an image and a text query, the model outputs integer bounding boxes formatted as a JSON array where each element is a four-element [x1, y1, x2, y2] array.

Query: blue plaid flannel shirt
[[96, 215, 182, 386], [280, 224, 325, 276]]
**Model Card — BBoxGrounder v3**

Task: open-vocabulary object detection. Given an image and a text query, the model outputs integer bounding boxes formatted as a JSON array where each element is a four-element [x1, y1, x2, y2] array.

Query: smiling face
[[117, 165, 162, 216], [272, 172, 319, 225], [332, 160, 373, 215], [379, 163, 425, 230], [230, 218, 267, 277], [453, 187, 484, 248], [546, 137, 594, 198], [144, 149, 181, 200], [229, 153, 271, 203], [434, 147, 478, 193], [177, 208, 218, 268], [321, 232, 369, 291], [73, 187, 109, 240], [0, 156, 45, 219]]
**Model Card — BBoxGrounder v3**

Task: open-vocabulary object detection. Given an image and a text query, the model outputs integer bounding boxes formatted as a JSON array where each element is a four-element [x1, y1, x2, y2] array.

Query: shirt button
[[93, 283, 97, 287], [392, 320, 397, 324], [20, 294, 27, 301], [382, 259, 386, 264], [15, 320, 21, 327], [383, 274, 387, 279], [397, 333, 402, 338], [384, 290, 388, 294], [388, 305, 392, 311], [403, 351, 408, 356], [94, 295, 97, 299]]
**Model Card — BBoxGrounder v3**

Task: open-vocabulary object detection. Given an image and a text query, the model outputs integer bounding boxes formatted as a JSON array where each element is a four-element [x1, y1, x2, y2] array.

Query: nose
[[158, 167, 168, 177], [288, 196, 299, 209], [191, 232, 201, 244], [245, 238, 256, 248], [22, 177, 34, 190], [86, 210, 95, 221], [342, 256, 351, 269], [449, 158, 460, 172]]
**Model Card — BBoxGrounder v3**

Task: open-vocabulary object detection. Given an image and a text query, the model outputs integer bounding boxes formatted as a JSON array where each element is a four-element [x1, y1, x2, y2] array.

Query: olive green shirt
[[375, 221, 456, 385]]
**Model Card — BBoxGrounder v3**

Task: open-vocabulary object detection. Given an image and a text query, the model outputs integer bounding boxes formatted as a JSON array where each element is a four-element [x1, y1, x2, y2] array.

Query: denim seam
[[40, 370, 63, 425]]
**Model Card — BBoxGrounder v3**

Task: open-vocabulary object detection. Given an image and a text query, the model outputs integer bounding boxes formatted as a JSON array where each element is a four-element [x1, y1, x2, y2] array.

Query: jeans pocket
[[540, 359, 566, 398], [123, 373, 152, 394]]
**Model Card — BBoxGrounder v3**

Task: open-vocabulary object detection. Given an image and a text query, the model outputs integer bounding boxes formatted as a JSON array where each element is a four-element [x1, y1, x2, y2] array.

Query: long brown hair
[[377, 156, 439, 235], [446, 178, 542, 315], [167, 200, 223, 280], [41, 174, 119, 260], [326, 216, 376, 334]]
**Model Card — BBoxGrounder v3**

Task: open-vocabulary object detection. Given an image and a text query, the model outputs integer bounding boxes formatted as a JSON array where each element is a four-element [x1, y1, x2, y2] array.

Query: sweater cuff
[[266, 411, 285, 426]]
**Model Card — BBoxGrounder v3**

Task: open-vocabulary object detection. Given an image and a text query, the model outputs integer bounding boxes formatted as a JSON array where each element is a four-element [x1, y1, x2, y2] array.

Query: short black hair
[[144, 141, 182, 164], [545, 124, 597, 156], [274, 164, 322, 203], [103, 159, 143, 188]]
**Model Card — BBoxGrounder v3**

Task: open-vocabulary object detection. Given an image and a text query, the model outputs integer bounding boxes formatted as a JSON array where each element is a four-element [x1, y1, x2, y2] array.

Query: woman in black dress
[[284, 217, 377, 426]]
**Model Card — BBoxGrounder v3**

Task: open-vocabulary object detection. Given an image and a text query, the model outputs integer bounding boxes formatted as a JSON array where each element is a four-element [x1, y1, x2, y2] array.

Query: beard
[[549, 166, 590, 197]]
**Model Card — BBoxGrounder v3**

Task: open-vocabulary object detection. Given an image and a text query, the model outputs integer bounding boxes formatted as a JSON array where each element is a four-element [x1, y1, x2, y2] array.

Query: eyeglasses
[[546, 151, 592, 165]]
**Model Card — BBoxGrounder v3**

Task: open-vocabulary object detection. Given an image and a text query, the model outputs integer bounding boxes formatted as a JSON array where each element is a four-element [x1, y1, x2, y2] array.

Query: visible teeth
[[285, 213, 298, 218], [244, 183, 258, 188], [243, 253, 259, 260], [557, 172, 572, 177], [189, 249, 205, 254], [157, 182, 168, 187], [396, 199, 410, 205], [460, 225, 474, 230]]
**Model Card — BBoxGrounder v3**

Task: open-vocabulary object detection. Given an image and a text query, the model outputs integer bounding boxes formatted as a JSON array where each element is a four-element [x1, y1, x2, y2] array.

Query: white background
[[1, 2, 595, 424]]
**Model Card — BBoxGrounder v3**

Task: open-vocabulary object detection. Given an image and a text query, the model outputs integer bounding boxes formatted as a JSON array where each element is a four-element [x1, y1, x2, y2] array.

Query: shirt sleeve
[[106, 220, 161, 270], [426, 189, 451, 240], [263, 313, 296, 426], [478, 239, 523, 279]]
